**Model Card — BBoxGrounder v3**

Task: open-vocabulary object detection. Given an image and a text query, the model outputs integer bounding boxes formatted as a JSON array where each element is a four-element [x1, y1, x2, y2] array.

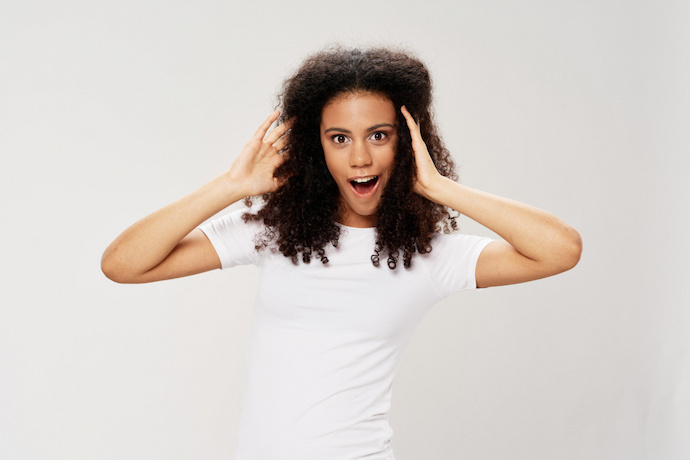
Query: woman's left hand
[[400, 105, 582, 287], [400, 105, 445, 200]]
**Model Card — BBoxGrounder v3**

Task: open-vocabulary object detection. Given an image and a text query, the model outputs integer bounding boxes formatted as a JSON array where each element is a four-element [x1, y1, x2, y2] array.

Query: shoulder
[[203, 205, 264, 234], [419, 231, 494, 295], [199, 206, 265, 268], [428, 231, 493, 256]]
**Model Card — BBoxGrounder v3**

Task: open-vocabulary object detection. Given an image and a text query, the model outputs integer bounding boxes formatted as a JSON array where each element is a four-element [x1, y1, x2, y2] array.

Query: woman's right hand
[[101, 111, 293, 283], [225, 110, 292, 197]]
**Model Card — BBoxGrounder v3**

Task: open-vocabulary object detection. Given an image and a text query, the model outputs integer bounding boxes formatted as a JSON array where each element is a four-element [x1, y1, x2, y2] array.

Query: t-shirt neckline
[[336, 222, 376, 232]]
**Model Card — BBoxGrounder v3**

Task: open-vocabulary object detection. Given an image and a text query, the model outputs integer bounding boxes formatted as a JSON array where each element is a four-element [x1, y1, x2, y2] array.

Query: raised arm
[[101, 111, 291, 283], [400, 106, 582, 288]]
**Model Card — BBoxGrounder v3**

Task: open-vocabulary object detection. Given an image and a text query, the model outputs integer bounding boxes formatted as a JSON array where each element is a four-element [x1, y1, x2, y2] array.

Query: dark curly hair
[[244, 46, 458, 269]]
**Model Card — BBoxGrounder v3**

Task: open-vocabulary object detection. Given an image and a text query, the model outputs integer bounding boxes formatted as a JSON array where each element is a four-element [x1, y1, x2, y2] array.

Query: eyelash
[[330, 132, 388, 144]]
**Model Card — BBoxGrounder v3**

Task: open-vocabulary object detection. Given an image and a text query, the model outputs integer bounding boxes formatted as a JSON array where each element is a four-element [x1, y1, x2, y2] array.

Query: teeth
[[351, 176, 377, 183]]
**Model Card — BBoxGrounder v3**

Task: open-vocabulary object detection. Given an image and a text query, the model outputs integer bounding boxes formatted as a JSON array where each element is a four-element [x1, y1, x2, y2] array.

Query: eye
[[370, 131, 387, 142], [331, 134, 348, 144]]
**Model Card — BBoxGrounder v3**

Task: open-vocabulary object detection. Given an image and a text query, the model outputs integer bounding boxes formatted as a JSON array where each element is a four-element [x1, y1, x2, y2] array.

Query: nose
[[349, 141, 372, 168]]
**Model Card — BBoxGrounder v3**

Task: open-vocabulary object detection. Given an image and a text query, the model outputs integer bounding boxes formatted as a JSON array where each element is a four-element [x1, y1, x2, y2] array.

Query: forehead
[[320, 91, 396, 127]]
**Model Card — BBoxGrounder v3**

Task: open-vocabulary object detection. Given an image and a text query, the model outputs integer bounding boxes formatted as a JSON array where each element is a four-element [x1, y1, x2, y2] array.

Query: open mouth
[[349, 176, 380, 196]]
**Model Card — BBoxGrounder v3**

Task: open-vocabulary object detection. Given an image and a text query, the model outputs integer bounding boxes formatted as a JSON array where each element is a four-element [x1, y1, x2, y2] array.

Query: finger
[[400, 106, 420, 133], [400, 105, 416, 126], [264, 117, 294, 144], [400, 106, 424, 145], [252, 110, 281, 140], [273, 135, 290, 152]]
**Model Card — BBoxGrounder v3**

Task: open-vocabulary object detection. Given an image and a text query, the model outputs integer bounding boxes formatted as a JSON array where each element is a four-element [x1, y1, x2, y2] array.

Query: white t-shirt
[[200, 209, 492, 460]]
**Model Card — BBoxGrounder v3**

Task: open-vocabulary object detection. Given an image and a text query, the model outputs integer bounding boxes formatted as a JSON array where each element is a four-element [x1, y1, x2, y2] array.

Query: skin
[[399, 103, 582, 287], [320, 92, 397, 228], [101, 110, 290, 283], [102, 93, 582, 287]]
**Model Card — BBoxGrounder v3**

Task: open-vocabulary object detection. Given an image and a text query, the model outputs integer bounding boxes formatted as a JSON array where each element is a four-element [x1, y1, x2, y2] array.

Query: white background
[[1, 1, 688, 459]]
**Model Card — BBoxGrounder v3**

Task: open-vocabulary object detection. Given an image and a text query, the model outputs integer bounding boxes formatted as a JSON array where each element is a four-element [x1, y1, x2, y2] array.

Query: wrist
[[416, 175, 453, 204], [209, 173, 247, 205]]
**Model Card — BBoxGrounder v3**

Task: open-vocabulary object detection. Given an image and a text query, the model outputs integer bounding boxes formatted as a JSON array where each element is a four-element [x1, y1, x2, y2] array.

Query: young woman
[[102, 47, 581, 459]]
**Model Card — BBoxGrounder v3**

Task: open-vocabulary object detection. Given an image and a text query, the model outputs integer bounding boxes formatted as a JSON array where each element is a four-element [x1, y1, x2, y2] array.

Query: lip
[[348, 175, 381, 198]]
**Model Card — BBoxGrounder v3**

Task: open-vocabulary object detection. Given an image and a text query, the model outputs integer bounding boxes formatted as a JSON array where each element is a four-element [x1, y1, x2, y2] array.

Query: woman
[[102, 47, 581, 459]]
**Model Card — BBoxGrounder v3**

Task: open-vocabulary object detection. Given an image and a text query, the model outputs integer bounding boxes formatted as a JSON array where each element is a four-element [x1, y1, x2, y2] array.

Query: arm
[[400, 106, 582, 288], [101, 110, 291, 284]]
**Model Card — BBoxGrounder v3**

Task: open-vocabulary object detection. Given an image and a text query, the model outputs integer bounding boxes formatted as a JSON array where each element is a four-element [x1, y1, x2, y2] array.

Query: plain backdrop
[[1, 1, 688, 459]]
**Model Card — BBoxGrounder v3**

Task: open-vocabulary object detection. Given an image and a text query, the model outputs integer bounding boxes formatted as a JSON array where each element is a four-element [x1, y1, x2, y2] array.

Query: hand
[[225, 110, 293, 197], [400, 106, 444, 199]]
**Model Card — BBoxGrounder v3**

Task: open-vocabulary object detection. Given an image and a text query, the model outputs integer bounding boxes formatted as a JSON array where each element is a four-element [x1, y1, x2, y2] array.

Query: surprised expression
[[320, 91, 398, 228]]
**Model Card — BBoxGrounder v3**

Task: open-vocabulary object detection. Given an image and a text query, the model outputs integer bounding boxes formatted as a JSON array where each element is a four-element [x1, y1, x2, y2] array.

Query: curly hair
[[244, 46, 458, 269]]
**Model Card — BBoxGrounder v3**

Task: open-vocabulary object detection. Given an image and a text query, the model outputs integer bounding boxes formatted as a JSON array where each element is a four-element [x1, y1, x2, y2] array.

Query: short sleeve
[[199, 208, 262, 268], [424, 233, 494, 298]]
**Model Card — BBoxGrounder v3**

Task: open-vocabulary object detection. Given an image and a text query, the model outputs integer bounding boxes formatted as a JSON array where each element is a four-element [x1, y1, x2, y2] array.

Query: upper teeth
[[352, 177, 376, 183]]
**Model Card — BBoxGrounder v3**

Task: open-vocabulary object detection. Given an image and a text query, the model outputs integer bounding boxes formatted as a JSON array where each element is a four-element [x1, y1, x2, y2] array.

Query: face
[[320, 91, 398, 228]]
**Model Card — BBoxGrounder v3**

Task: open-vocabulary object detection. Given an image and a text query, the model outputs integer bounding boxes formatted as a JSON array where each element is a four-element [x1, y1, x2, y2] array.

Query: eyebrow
[[323, 123, 396, 134]]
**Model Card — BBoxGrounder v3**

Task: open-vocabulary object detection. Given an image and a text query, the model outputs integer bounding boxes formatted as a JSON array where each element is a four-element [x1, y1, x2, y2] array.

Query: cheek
[[381, 148, 397, 173], [322, 150, 340, 182], [325, 164, 337, 182]]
